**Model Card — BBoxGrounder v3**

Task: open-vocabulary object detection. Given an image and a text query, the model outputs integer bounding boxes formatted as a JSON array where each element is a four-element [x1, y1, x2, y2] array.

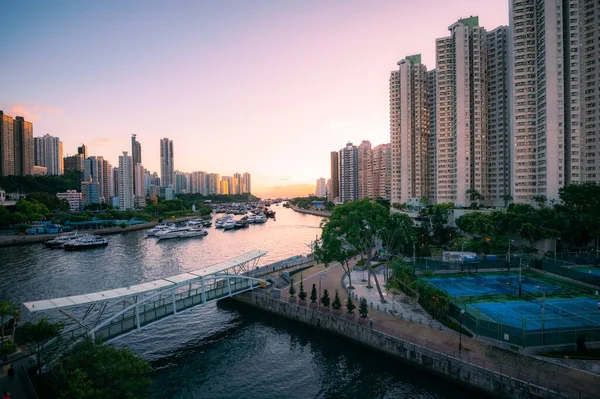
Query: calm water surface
[[0, 207, 465, 398]]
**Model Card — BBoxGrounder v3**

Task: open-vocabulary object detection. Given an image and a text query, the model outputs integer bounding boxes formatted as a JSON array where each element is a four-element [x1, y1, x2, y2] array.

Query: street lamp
[[554, 237, 561, 262], [507, 239, 515, 271], [318, 274, 326, 308], [459, 309, 465, 353]]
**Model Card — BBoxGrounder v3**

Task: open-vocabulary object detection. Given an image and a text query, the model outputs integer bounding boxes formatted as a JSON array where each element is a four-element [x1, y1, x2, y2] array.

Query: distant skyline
[[0, 0, 508, 197]]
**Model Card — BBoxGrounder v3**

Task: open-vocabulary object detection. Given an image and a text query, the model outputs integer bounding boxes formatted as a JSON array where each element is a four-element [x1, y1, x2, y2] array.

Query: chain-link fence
[[534, 257, 600, 287]]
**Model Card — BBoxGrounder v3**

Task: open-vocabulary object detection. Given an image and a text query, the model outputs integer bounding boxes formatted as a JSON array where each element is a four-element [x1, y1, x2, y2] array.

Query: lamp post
[[459, 309, 465, 353], [518, 256, 523, 297], [507, 239, 515, 271], [554, 237, 561, 262], [318, 274, 326, 308]]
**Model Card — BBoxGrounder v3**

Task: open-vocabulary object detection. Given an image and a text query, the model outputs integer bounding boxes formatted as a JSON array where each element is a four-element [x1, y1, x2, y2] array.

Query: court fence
[[534, 257, 600, 287], [449, 300, 600, 348]]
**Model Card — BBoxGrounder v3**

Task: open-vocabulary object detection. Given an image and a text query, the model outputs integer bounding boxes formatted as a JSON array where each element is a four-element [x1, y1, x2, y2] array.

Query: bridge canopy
[[24, 250, 267, 312]]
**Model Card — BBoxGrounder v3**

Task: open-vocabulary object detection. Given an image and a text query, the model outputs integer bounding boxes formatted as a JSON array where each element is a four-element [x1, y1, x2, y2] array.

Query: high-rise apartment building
[[389, 70, 401, 204], [427, 69, 438, 203], [118, 152, 134, 210], [13, 116, 34, 176], [134, 163, 146, 207], [338, 142, 358, 203], [394, 54, 431, 204], [329, 151, 339, 202], [372, 143, 392, 201], [233, 173, 242, 194], [131, 134, 142, 194], [159, 138, 174, 188], [207, 173, 220, 195], [189, 171, 207, 194], [242, 172, 251, 194], [435, 17, 488, 206], [316, 178, 327, 198], [220, 180, 229, 195], [64, 154, 84, 173], [486, 26, 510, 206], [175, 171, 188, 194], [34, 134, 63, 175], [0, 111, 15, 176], [78, 144, 88, 159], [357, 140, 373, 199], [509, 0, 600, 202]]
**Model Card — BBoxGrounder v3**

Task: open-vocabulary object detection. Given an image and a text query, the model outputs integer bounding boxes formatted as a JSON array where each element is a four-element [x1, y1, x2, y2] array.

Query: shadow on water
[[148, 299, 470, 399]]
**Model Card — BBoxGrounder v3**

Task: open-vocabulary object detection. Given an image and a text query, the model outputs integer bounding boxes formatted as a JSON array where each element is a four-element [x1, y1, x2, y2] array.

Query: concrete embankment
[[231, 291, 571, 399], [289, 205, 331, 218]]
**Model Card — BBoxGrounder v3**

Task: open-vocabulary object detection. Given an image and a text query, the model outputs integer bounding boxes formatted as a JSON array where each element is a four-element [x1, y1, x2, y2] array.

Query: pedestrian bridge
[[24, 251, 309, 352]]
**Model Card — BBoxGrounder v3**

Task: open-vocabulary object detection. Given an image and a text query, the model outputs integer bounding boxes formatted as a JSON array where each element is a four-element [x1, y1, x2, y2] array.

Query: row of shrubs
[[288, 278, 369, 318]]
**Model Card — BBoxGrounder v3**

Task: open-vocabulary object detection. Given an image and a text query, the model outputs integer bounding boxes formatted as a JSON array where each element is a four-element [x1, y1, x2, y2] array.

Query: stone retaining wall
[[232, 291, 569, 399]]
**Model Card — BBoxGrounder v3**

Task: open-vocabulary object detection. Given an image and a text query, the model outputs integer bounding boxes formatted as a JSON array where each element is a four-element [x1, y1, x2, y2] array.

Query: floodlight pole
[[554, 237, 560, 262], [518, 257, 523, 297], [459, 309, 465, 353]]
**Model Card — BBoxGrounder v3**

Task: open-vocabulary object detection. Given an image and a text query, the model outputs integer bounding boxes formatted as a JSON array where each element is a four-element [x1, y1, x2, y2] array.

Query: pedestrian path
[[0, 355, 37, 399]]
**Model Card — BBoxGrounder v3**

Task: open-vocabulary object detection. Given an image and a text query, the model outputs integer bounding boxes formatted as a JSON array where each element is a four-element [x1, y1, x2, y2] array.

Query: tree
[[298, 277, 307, 301], [310, 284, 317, 303], [288, 278, 296, 297], [358, 297, 368, 318], [503, 194, 513, 208], [466, 188, 484, 203], [17, 317, 63, 372], [320, 289, 331, 307], [331, 290, 342, 311], [381, 212, 416, 258], [317, 199, 388, 303], [52, 338, 152, 399], [314, 225, 356, 289], [346, 296, 356, 314], [0, 300, 20, 342]]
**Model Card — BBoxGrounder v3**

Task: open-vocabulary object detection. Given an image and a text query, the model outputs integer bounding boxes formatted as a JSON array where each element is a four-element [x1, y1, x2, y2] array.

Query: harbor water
[[0, 207, 465, 398]]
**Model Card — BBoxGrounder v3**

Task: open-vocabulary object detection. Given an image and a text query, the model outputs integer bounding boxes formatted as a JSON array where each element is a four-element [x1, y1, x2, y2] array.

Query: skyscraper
[[13, 116, 34, 176], [372, 143, 392, 201], [395, 54, 431, 204], [357, 140, 373, 199], [207, 173, 220, 194], [118, 152, 134, 210], [509, 0, 600, 202], [34, 134, 63, 175], [0, 111, 15, 176], [436, 17, 488, 206], [159, 138, 174, 188], [339, 142, 358, 203], [427, 69, 438, 203], [242, 172, 251, 194], [131, 134, 142, 196], [316, 178, 327, 198], [329, 151, 339, 202], [389, 70, 401, 204], [233, 173, 242, 194], [77, 144, 88, 159]]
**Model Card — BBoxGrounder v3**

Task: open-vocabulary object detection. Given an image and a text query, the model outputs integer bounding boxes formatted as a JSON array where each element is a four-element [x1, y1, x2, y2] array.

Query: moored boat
[[63, 236, 108, 251]]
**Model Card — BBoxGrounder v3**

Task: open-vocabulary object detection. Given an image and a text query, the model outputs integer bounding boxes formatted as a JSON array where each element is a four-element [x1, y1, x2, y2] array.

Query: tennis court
[[428, 274, 559, 297], [470, 298, 600, 330], [570, 266, 600, 277]]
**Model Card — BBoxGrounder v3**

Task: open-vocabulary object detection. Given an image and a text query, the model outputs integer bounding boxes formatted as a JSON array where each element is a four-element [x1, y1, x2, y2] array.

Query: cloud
[[327, 119, 352, 129], [0, 103, 61, 121]]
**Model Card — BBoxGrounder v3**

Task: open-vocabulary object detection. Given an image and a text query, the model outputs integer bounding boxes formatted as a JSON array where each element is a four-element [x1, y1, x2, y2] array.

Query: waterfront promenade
[[276, 259, 600, 399], [288, 204, 331, 218]]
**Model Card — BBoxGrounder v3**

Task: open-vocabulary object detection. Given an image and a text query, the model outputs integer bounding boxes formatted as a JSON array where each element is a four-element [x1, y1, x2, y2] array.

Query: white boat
[[63, 236, 108, 251], [215, 215, 232, 229], [254, 215, 267, 224], [177, 228, 209, 239], [223, 220, 237, 230], [156, 227, 191, 240], [44, 231, 85, 248], [146, 224, 175, 237], [247, 215, 256, 223]]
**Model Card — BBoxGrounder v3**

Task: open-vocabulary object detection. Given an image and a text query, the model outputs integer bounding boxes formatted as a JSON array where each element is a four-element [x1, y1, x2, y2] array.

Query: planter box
[[298, 300, 307, 306], [332, 309, 342, 316], [345, 313, 355, 321], [309, 302, 318, 309], [289, 297, 297, 303]]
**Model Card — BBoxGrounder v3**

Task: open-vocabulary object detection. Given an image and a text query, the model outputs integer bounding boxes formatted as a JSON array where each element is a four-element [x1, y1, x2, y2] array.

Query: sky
[[0, 0, 508, 197]]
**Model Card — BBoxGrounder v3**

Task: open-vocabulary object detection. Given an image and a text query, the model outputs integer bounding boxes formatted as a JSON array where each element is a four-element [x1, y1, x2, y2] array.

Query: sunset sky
[[0, 1, 508, 197]]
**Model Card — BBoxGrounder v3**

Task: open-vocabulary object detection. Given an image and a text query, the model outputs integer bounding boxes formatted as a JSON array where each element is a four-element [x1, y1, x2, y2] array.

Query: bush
[[346, 296, 356, 314], [320, 289, 331, 307], [331, 290, 342, 310], [298, 280, 307, 301], [358, 297, 368, 318], [310, 284, 317, 303], [289, 279, 296, 297]]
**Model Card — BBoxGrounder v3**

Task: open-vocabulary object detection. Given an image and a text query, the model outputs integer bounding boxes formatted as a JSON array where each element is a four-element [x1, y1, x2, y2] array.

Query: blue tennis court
[[571, 267, 600, 277], [428, 274, 559, 297], [471, 298, 600, 330]]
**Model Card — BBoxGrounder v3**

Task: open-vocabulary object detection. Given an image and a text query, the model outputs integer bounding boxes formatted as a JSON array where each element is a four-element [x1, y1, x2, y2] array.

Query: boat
[[202, 220, 212, 227], [43, 231, 82, 248], [247, 215, 256, 223], [63, 236, 108, 251], [254, 215, 267, 224], [177, 228, 209, 239], [234, 219, 249, 229], [156, 227, 190, 240], [223, 220, 237, 230], [146, 224, 175, 237]]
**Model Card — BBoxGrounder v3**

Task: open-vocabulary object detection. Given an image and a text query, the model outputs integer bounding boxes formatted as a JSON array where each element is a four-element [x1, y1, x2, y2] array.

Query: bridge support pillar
[[172, 290, 177, 315], [135, 305, 140, 330], [227, 277, 232, 297], [201, 280, 206, 303]]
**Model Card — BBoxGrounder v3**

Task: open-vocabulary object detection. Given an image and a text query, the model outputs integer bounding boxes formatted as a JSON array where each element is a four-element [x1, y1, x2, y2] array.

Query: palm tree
[[17, 317, 63, 372]]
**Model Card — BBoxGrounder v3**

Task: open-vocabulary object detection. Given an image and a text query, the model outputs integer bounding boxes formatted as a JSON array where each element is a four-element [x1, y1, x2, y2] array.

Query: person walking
[[7, 364, 14, 381]]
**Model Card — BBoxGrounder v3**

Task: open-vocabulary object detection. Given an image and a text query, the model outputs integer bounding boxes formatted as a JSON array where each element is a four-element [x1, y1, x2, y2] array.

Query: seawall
[[231, 291, 570, 399], [289, 205, 331, 218]]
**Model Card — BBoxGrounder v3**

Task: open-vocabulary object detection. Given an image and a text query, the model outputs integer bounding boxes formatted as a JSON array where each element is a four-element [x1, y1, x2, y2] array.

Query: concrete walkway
[[279, 258, 600, 399], [0, 355, 37, 399]]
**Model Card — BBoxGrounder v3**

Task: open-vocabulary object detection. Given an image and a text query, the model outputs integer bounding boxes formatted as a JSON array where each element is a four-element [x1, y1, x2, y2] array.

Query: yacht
[[43, 231, 83, 248], [63, 236, 108, 251], [222, 219, 237, 230], [247, 215, 256, 223], [254, 215, 267, 224], [146, 224, 175, 237], [177, 228, 209, 239], [156, 227, 190, 240]]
